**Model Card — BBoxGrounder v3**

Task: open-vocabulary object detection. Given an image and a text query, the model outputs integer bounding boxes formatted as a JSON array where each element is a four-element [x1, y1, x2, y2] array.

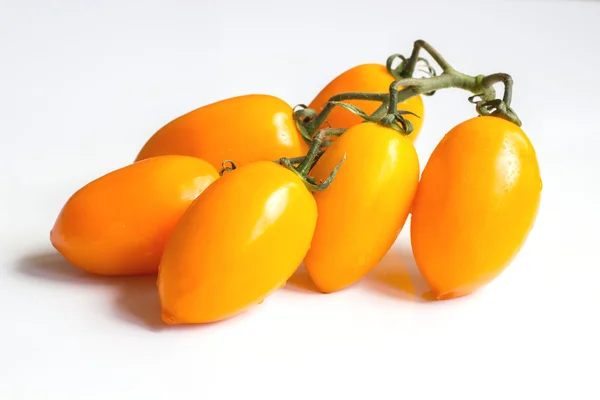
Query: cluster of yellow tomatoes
[[50, 56, 542, 325]]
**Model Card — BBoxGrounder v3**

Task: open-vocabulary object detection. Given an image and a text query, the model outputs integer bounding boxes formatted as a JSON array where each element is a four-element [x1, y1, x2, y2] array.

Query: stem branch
[[482, 73, 513, 106], [402, 39, 453, 77], [306, 92, 389, 133], [296, 130, 326, 176], [277, 129, 345, 192], [391, 72, 496, 104]]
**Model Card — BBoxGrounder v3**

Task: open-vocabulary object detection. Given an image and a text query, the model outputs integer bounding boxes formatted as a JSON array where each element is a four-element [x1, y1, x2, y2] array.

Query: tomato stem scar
[[219, 160, 237, 176]]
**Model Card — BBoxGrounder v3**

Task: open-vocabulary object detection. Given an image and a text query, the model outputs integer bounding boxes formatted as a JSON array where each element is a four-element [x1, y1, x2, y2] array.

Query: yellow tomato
[[135, 94, 309, 170], [158, 161, 317, 324], [308, 64, 425, 141], [305, 123, 420, 292], [410, 116, 542, 299], [51, 155, 218, 276]]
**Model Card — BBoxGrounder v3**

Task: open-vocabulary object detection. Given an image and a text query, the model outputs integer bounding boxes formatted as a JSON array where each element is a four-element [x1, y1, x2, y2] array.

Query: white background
[[1, 0, 599, 399]]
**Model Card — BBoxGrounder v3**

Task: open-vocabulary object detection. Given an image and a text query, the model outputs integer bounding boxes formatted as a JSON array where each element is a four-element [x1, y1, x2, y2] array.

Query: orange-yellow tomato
[[308, 64, 425, 141], [410, 116, 542, 300], [305, 123, 420, 293], [135, 94, 309, 170], [50, 155, 219, 276], [158, 161, 317, 324]]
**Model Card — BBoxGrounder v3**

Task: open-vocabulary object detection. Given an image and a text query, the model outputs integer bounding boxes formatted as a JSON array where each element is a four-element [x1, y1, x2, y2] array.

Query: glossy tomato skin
[[305, 123, 420, 293], [308, 64, 425, 141], [410, 116, 542, 300], [158, 161, 317, 324], [50, 155, 219, 276], [135, 94, 309, 170]]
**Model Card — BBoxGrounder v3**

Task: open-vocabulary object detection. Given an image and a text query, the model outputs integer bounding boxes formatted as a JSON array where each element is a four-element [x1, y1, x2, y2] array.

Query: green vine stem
[[277, 129, 346, 192], [295, 39, 522, 143], [387, 40, 521, 126]]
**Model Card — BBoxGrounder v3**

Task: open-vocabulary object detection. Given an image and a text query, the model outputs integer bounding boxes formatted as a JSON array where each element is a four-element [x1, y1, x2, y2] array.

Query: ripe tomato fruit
[[308, 64, 425, 141], [304, 123, 420, 293], [50, 155, 219, 276], [158, 161, 318, 324], [135, 94, 309, 170], [410, 116, 542, 300]]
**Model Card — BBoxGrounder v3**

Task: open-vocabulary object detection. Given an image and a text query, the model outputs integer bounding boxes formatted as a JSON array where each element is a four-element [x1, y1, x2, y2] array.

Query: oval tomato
[[410, 116, 542, 300], [50, 155, 219, 276], [304, 123, 420, 293], [308, 64, 425, 141], [135, 94, 309, 170], [158, 161, 318, 324]]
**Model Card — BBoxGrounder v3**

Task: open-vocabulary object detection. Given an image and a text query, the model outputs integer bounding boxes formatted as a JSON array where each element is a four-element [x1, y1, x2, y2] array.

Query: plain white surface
[[2, 0, 599, 398]]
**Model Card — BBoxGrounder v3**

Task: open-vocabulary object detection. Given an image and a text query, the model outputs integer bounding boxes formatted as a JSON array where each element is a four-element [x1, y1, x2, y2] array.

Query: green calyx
[[276, 129, 346, 192]]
